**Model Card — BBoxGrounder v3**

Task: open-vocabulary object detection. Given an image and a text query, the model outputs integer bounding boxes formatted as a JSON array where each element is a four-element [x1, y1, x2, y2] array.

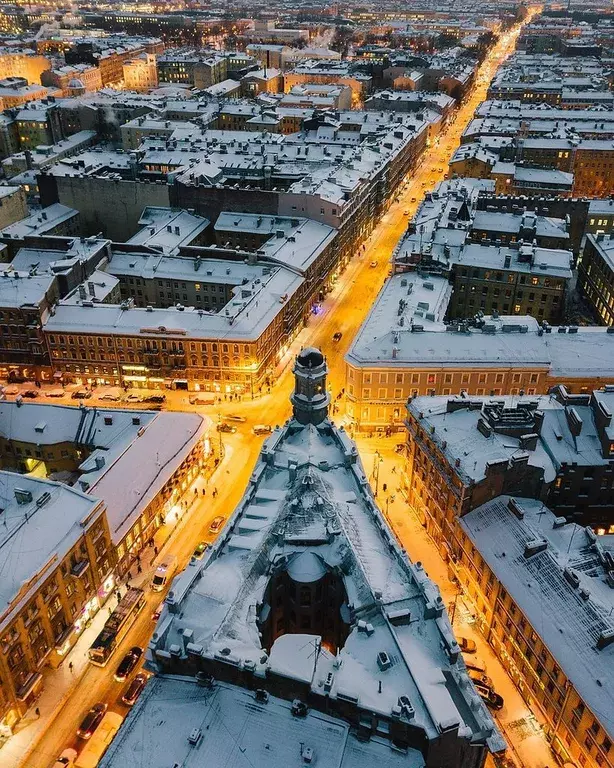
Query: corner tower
[[291, 347, 330, 425]]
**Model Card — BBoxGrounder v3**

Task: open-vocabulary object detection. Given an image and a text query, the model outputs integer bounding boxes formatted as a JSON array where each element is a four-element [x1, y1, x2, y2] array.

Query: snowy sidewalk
[[355, 436, 557, 768], [0, 449, 228, 768]]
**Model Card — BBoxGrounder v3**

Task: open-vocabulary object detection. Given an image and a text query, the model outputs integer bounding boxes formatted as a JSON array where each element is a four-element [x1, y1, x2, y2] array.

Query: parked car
[[145, 394, 166, 403], [464, 657, 487, 675], [189, 394, 214, 405], [121, 672, 149, 706], [474, 681, 504, 710], [467, 669, 494, 689], [71, 390, 91, 400], [209, 516, 225, 534], [410, 197, 417, 203], [114, 646, 143, 682], [151, 600, 165, 621], [77, 703, 107, 739], [23, 390, 38, 398], [253, 424, 272, 435], [126, 393, 142, 402], [193, 541, 207, 559], [53, 748, 77, 767], [332, 331, 343, 342], [458, 636, 477, 654], [226, 414, 246, 423], [369, 261, 377, 268], [394, 443, 405, 454], [100, 391, 121, 401], [46, 389, 65, 398], [216, 422, 236, 433], [403, 210, 410, 216]]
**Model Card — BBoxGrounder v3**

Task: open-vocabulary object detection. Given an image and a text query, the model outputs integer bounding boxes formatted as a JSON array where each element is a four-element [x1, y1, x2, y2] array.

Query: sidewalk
[[0, 447, 229, 768], [355, 436, 557, 768]]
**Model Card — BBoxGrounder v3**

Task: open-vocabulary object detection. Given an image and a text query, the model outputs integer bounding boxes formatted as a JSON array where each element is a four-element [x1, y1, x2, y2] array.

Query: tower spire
[[291, 347, 330, 425]]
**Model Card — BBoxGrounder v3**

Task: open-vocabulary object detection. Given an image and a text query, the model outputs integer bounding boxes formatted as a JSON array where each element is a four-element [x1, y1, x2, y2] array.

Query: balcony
[[71, 559, 90, 577]]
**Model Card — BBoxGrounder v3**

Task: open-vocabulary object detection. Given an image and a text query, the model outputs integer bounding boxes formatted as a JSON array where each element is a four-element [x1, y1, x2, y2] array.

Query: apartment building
[[0, 400, 208, 575], [345, 273, 614, 431], [0, 186, 27, 232], [404, 387, 614, 536], [41, 64, 102, 94], [455, 496, 614, 768], [0, 473, 113, 735], [447, 242, 571, 323], [122, 350, 505, 768], [578, 234, 614, 327], [156, 50, 227, 89]]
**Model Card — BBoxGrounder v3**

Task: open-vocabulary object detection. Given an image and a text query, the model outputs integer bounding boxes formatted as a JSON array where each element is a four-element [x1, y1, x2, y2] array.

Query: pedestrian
[[35, 707, 40, 719], [154, 545, 158, 556], [194, 487, 198, 495], [137, 563, 142, 574], [126, 579, 131, 589], [391, 466, 396, 474], [382, 483, 387, 493], [201, 487, 206, 496], [136, 554, 141, 564], [69, 661, 74, 673], [115, 589, 122, 602]]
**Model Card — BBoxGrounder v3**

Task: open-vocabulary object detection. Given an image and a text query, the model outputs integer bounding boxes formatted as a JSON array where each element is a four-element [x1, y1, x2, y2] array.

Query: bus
[[75, 712, 123, 768], [88, 588, 145, 667]]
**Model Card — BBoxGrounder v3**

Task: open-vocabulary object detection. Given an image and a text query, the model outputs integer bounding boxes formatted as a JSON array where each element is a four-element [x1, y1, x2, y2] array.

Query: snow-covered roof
[[460, 496, 614, 739], [0, 472, 103, 626], [405, 390, 614, 486], [99, 677, 426, 768], [0, 203, 78, 239], [0, 402, 209, 545], [126, 207, 210, 254], [148, 388, 504, 753], [47, 264, 304, 342], [346, 277, 614, 375], [87, 410, 207, 543]]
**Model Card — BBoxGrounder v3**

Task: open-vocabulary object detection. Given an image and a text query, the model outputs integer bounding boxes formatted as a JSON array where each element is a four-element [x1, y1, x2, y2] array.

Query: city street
[[0, 16, 546, 768]]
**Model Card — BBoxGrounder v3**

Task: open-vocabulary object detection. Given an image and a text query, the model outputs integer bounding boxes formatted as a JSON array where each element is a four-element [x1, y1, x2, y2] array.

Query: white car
[[53, 748, 77, 767]]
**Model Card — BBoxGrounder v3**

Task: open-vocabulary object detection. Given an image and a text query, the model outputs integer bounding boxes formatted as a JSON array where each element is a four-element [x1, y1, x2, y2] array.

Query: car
[[77, 702, 107, 739], [216, 422, 236, 433], [151, 600, 165, 621], [193, 541, 208, 559], [332, 331, 343, 342], [209, 516, 225, 534], [145, 394, 166, 403], [403, 210, 410, 216], [46, 389, 65, 398], [458, 636, 477, 654], [189, 394, 214, 405], [151, 555, 177, 592], [71, 390, 91, 400], [23, 390, 38, 398], [369, 260, 377, 268], [467, 669, 494, 689], [121, 672, 149, 706], [114, 646, 143, 682], [253, 424, 272, 435], [53, 748, 78, 767], [473, 681, 504, 711], [3, 385, 19, 395], [410, 197, 417, 203], [126, 393, 142, 402], [226, 414, 247, 423], [394, 443, 405, 454], [100, 391, 122, 401]]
